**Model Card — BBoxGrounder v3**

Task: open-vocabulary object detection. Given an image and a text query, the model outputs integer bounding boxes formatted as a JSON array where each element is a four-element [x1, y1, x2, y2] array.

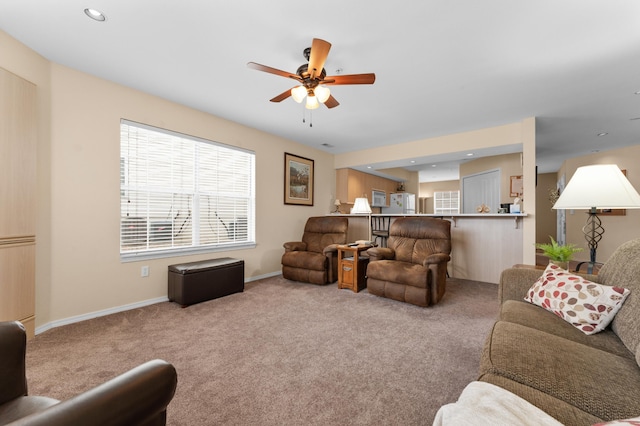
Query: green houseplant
[[535, 237, 583, 269]]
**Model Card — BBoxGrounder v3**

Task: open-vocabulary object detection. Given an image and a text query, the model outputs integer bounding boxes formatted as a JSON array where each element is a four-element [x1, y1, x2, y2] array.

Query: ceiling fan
[[247, 38, 375, 110]]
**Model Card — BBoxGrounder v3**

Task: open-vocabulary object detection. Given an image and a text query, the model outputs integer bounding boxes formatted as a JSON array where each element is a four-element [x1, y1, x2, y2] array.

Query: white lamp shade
[[553, 164, 640, 210], [291, 86, 306, 103], [334, 199, 341, 206], [305, 94, 319, 110], [314, 85, 331, 103], [351, 197, 372, 214]]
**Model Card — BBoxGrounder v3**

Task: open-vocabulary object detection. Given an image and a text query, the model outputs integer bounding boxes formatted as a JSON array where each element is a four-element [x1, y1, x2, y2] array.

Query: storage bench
[[168, 257, 244, 307]]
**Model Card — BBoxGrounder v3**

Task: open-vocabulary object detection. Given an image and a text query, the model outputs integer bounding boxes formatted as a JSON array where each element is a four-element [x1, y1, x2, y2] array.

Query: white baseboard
[[246, 271, 281, 282], [34, 272, 282, 335], [35, 296, 168, 335]]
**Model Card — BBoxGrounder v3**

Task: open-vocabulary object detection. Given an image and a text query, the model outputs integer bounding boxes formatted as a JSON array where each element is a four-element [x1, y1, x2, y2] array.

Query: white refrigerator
[[382, 193, 415, 214]]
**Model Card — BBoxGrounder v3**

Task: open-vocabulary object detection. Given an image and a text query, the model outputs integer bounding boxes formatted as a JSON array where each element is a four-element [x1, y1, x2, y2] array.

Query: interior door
[[461, 169, 500, 213]]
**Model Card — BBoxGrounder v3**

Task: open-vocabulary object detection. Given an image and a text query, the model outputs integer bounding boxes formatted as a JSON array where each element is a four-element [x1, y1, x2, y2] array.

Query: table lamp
[[351, 197, 372, 241], [552, 164, 640, 273], [334, 199, 341, 213]]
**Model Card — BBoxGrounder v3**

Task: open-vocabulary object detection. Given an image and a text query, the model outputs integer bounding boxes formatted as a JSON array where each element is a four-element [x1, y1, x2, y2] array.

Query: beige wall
[[535, 173, 558, 244], [559, 145, 640, 264], [2, 31, 337, 328], [334, 122, 525, 169]]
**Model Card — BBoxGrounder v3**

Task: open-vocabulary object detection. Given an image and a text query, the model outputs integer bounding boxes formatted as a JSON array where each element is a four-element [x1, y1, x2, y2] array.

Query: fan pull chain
[[300, 106, 312, 127]]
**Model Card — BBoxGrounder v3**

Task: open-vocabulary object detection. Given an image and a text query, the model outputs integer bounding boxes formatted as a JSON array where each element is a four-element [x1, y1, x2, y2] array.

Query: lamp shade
[[305, 95, 319, 110], [314, 85, 331, 103], [334, 199, 341, 206], [351, 197, 372, 214], [291, 86, 306, 103], [553, 164, 640, 210]]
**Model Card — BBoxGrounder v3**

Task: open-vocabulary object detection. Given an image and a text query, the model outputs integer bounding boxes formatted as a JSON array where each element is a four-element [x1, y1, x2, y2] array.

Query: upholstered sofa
[[477, 238, 640, 425], [0, 321, 177, 426]]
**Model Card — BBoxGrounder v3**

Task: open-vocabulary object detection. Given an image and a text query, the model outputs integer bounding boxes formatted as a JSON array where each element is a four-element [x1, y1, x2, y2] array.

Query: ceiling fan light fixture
[[314, 85, 331, 103], [306, 95, 319, 110], [291, 86, 306, 103]]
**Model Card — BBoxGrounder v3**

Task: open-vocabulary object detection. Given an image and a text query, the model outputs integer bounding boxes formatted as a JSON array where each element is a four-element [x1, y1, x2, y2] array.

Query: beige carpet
[[25, 275, 499, 425]]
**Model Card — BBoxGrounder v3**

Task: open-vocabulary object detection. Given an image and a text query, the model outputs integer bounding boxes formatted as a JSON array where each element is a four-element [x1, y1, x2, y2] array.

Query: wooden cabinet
[[0, 68, 37, 338], [337, 244, 370, 293], [336, 168, 400, 205]]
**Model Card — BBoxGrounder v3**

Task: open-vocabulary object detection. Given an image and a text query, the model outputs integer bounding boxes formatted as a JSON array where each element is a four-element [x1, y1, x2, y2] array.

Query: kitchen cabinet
[[336, 168, 400, 205]]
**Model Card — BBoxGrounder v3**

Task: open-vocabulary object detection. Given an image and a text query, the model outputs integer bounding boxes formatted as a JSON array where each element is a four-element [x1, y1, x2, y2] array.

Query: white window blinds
[[120, 120, 255, 259]]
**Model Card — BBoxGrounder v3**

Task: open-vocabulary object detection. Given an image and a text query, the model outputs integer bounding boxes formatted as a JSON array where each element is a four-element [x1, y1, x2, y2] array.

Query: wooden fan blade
[[308, 38, 331, 80], [323, 73, 376, 85], [324, 95, 340, 109], [247, 62, 301, 81], [270, 88, 294, 103]]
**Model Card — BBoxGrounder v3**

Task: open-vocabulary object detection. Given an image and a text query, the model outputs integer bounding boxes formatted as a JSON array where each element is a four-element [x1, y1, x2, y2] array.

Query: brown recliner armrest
[[423, 253, 451, 266], [0, 321, 28, 405], [366, 247, 395, 262], [9, 359, 177, 426], [283, 241, 306, 252], [322, 244, 340, 255]]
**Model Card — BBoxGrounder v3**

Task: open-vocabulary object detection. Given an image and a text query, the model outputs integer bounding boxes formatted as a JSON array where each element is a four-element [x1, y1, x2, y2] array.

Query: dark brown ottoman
[[168, 257, 244, 307]]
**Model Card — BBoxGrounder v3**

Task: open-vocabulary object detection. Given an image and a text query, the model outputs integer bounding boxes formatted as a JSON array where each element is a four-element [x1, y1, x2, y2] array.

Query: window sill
[[120, 242, 256, 263]]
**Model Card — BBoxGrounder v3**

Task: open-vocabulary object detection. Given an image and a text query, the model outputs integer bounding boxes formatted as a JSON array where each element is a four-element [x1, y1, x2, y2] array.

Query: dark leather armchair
[[282, 216, 348, 285], [366, 217, 451, 307], [0, 321, 177, 426]]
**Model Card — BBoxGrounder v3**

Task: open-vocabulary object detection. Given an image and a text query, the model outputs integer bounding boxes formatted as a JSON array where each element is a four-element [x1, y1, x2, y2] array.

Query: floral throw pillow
[[524, 263, 630, 335]]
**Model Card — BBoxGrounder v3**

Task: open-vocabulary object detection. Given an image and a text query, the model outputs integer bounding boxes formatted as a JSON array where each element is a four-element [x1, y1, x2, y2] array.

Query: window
[[434, 191, 460, 215], [120, 120, 255, 260]]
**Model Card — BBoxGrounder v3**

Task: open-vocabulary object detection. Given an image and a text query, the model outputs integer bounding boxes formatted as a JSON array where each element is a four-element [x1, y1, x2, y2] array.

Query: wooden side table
[[337, 244, 370, 293]]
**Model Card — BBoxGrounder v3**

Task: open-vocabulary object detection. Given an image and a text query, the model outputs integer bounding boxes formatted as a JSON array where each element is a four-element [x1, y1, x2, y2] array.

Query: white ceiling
[[2, 1, 640, 182]]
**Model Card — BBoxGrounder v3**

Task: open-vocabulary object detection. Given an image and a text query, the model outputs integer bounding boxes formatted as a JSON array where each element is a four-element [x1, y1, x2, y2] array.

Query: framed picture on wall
[[510, 175, 523, 197], [284, 152, 314, 206]]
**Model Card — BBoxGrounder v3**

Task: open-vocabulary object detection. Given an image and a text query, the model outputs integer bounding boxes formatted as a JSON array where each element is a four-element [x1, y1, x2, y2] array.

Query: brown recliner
[[282, 216, 348, 285], [0, 321, 177, 426], [366, 217, 451, 307]]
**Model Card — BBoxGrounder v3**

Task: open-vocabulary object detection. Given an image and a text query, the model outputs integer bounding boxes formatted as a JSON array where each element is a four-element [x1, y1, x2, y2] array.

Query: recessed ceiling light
[[466, 153, 474, 157], [366, 166, 372, 169], [410, 160, 415, 164], [84, 8, 106, 21], [431, 164, 437, 167], [635, 91, 640, 95], [597, 132, 608, 137]]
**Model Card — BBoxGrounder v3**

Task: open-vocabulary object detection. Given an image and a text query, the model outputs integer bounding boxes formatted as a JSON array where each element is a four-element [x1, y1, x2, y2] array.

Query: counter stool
[[371, 216, 390, 247]]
